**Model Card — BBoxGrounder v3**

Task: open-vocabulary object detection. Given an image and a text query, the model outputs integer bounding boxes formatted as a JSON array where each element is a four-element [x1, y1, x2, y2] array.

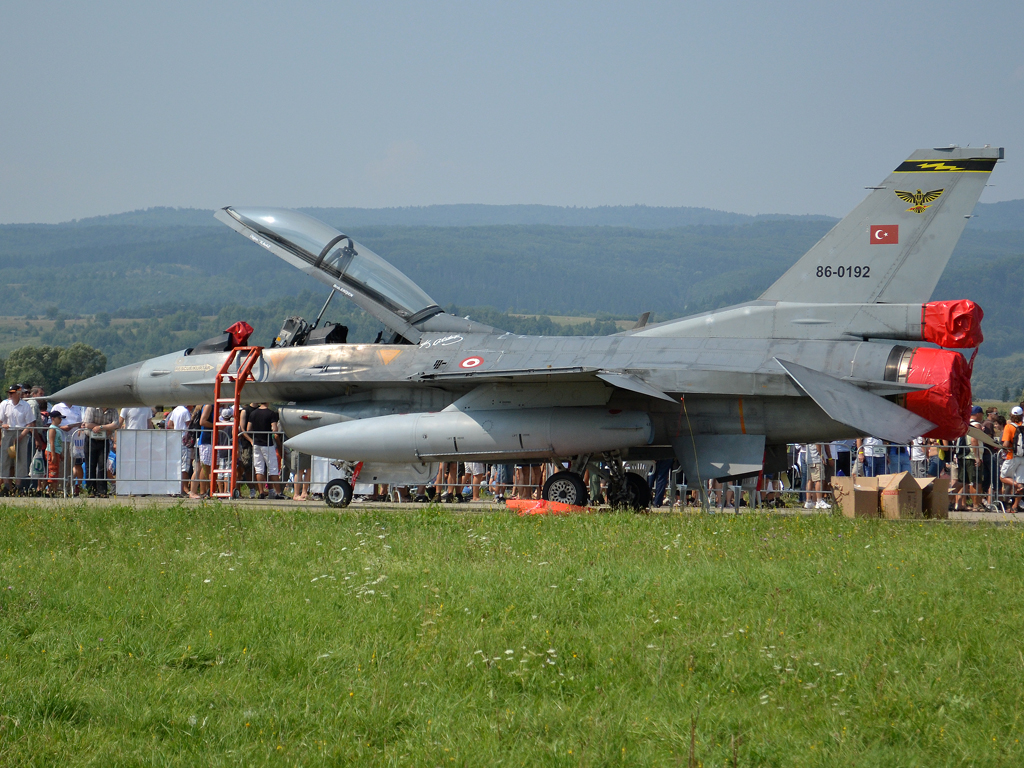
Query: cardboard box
[[915, 477, 950, 519], [831, 476, 880, 518], [879, 472, 923, 519]]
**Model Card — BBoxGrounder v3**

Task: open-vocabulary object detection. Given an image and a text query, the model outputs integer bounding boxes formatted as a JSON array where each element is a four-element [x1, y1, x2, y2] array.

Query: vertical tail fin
[[760, 146, 1003, 304]]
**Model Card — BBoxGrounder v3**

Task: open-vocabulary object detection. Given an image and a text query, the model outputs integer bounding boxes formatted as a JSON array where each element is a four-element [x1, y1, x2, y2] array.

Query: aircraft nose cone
[[49, 361, 145, 407], [284, 429, 330, 458]]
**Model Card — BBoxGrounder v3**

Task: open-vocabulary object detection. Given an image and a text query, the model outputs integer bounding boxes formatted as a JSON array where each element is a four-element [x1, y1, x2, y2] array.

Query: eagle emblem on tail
[[895, 188, 944, 214]]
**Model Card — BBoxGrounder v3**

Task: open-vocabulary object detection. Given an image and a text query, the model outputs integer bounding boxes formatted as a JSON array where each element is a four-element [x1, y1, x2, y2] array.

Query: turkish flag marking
[[870, 225, 898, 244]]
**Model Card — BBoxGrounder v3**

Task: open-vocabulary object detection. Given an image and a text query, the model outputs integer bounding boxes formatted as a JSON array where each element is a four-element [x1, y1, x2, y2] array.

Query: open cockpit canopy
[[216, 207, 444, 340]]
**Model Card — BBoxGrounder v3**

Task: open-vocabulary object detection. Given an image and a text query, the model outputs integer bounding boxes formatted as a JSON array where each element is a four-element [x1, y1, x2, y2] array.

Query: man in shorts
[[189, 403, 215, 499], [466, 462, 486, 501], [165, 404, 193, 495], [1000, 407, 1024, 512], [247, 403, 282, 499], [803, 443, 829, 509]]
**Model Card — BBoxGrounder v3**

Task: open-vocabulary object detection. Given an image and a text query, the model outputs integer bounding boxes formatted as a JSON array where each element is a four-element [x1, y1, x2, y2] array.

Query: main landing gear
[[539, 452, 650, 512], [543, 471, 589, 506]]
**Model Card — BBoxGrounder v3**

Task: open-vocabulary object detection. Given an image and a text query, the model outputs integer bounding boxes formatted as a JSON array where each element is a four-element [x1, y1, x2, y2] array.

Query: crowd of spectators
[[792, 404, 1020, 512], [3, 382, 1024, 511]]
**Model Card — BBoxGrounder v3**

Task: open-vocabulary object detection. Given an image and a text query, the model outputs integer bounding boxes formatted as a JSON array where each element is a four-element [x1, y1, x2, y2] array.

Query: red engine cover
[[922, 300, 984, 348], [904, 347, 972, 439]]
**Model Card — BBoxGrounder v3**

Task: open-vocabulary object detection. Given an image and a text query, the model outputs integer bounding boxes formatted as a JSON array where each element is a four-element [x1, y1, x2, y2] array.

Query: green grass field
[[2, 503, 1023, 766]]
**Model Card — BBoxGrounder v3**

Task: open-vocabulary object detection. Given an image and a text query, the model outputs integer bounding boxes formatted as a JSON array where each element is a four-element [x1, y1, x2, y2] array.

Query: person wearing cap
[[0, 385, 37, 494], [1000, 406, 1024, 513], [52, 402, 85, 494]]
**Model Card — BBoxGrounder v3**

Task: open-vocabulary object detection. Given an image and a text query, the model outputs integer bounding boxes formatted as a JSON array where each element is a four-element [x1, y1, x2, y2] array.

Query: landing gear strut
[[603, 451, 651, 511]]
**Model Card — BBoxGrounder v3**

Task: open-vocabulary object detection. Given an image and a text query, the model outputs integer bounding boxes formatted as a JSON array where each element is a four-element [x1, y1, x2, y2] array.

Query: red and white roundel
[[459, 356, 484, 369]]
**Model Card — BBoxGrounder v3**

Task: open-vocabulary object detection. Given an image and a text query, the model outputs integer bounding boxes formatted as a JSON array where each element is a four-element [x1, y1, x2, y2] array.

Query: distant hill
[[0, 220, 835, 318], [53, 198, 1024, 230], [965, 199, 1024, 231], [60, 203, 833, 229]]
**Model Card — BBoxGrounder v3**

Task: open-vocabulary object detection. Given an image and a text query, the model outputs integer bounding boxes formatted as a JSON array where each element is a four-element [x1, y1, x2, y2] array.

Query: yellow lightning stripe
[[916, 162, 963, 171]]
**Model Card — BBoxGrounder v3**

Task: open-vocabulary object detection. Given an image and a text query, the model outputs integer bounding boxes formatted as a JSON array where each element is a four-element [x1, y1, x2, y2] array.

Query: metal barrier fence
[[1, 424, 82, 498], [790, 439, 1012, 513], [1, 422, 1017, 513]]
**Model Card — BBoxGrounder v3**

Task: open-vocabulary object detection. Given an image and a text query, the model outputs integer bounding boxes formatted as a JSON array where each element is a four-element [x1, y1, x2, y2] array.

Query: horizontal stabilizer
[[775, 358, 935, 443], [841, 378, 930, 396]]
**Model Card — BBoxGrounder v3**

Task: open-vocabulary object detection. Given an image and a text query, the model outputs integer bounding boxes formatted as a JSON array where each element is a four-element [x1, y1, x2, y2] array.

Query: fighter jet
[[53, 146, 1002, 508]]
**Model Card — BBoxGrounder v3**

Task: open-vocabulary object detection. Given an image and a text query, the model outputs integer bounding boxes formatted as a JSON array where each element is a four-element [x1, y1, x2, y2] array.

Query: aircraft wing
[[413, 362, 929, 407], [411, 365, 681, 402]]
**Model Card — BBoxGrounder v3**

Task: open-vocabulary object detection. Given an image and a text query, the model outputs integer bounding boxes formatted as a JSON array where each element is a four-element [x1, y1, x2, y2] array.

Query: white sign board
[[116, 429, 181, 496]]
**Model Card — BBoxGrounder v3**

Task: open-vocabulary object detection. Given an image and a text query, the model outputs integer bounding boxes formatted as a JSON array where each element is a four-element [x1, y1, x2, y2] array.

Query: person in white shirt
[[803, 443, 830, 509], [119, 407, 154, 431], [857, 436, 887, 477], [1, 385, 37, 493], [165, 404, 193, 495]]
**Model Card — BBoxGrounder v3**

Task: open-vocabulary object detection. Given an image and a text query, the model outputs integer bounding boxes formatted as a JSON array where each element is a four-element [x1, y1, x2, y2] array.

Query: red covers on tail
[[904, 347, 972, 439], [224, 321, 254, 347], [922, 300, 983, 348]]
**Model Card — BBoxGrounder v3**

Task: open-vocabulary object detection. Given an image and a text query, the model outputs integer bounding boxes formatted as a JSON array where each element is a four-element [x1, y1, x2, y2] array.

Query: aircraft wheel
[[324, 478, 353, 508], [623, 471, 652, 512], [543, 471, 589, 507]]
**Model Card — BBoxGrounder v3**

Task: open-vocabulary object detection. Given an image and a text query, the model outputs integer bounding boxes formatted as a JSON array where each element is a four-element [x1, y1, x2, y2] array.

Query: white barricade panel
[[310, 456, 346, 494], [116, 429, 181, 496]]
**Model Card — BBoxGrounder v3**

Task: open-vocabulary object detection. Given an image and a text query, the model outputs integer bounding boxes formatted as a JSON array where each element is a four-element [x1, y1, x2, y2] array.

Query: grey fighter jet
[[53, 146, 1002, 507]]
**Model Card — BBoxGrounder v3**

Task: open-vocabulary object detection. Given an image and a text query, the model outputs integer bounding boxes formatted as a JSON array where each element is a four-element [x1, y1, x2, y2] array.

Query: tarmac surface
[[0, 493, 1020, 522]]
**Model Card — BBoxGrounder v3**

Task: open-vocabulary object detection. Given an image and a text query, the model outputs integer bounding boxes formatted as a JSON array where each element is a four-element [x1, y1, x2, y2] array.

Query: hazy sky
[[2, 1, 1022, 223]]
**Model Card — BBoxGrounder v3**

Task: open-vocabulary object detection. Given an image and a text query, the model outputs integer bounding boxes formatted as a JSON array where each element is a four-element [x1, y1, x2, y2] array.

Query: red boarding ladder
[[211, 346, 264, 498]]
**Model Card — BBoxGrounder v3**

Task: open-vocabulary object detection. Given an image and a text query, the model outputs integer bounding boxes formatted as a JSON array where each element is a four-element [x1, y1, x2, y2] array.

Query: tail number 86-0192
[[816, 265, 870, 278]]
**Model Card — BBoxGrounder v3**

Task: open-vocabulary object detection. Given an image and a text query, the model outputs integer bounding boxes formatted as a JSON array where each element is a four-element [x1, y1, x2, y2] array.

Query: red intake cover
[[904, 347, 972, 439], [922, 300, 983, 348], [224, 321, 254, 347]]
